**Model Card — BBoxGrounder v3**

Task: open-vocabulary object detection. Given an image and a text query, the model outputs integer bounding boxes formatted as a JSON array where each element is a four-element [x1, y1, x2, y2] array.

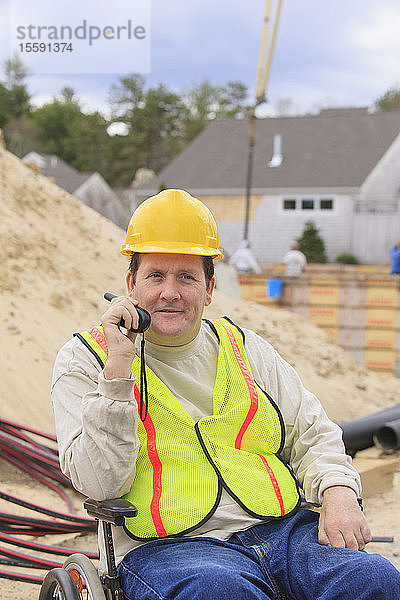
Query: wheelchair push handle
[[84, 497, 138, 526], [104, 292, 151, 333]]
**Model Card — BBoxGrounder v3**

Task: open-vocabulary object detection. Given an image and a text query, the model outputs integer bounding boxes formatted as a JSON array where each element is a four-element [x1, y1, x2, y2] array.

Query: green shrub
[[297, 221, 327, 263], [336, 252, 359, 264]]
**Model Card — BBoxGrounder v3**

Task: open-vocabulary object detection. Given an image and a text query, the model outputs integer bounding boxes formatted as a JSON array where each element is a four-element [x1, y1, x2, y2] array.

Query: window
[[283, 199, 296, 210], [320, 198, 333, 210], [301, 199, 314, 210], [281, 196, 335, 212]]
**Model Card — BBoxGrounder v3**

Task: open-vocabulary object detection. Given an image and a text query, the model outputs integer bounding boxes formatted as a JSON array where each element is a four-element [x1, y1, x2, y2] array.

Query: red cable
[[0, 418, 57, 442], [0, 451, 74, 512], [0, 532, 99, 559], [0, 445, 69, 486], [0, 544, 62, 569], [0, 417, 99, 584], [0, 567, 44, 584], [0, 491, 95, 524], [0, 435, 61, 469], [0, 423, 57, 455]]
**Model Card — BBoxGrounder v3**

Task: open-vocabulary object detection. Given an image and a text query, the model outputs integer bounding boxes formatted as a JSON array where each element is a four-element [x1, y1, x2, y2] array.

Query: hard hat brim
[[121, 241, 224, 260]]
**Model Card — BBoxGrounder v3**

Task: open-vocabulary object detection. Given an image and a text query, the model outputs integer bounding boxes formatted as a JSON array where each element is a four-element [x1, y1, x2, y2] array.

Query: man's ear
[[126, 271, 134, 295], [205, 276, 215, 307]]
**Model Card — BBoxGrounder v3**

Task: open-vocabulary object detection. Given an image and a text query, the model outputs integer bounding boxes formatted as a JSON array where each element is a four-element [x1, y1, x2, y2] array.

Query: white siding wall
[[219, 194, 354, 264], [359, 133, 400, 213], [218, 222, 246, 258], [352, 213, 400, 263]]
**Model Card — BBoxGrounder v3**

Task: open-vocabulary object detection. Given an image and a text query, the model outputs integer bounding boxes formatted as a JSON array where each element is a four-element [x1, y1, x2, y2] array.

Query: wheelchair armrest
[[84, 498, 138, 526]]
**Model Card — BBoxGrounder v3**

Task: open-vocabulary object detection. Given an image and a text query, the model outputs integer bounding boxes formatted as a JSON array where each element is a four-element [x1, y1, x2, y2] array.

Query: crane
[[243, 0, 283, 240]]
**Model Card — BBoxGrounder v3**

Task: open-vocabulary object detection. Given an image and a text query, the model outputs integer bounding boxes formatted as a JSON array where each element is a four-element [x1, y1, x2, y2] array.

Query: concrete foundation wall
[[238, 268, 400, 377]]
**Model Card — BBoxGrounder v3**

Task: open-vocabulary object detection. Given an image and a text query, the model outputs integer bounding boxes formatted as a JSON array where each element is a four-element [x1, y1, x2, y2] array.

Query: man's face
[[126, 253, 215, 346]]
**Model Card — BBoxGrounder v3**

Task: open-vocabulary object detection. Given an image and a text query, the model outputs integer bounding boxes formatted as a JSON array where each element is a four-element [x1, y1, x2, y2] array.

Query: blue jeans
[[118, 510, 400, 599]]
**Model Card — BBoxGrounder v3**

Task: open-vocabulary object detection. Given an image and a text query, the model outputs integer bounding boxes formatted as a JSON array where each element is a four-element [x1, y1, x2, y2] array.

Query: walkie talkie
[[104, 293, 151, 333]]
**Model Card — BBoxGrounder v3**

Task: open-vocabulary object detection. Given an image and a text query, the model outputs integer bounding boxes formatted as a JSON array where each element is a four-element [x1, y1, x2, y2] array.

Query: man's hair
[[128, 254, 215, 288]]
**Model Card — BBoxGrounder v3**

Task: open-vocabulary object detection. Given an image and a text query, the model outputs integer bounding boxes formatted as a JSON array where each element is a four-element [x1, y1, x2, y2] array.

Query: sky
[[0, 0, 400, 118]]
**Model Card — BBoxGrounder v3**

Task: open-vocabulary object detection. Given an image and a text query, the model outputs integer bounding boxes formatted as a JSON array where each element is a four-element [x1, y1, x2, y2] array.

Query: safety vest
[[75, 317, 301, 540]]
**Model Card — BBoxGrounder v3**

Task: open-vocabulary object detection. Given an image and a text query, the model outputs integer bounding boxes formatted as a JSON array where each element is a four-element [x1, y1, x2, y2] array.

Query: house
[[22, 152, 129, 229], [135, 108, 400, 264]]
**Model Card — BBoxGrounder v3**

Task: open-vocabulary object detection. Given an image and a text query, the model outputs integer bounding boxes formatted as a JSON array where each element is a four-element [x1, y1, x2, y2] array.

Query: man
[[52, 189, 400, 599], [229, 239, 261, 274], [283, 243, 307, 277], [390, 242, 400, 276]]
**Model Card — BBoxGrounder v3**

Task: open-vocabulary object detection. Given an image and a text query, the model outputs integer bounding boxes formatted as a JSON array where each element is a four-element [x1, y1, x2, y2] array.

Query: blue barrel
[[267, 278, 282, 298]]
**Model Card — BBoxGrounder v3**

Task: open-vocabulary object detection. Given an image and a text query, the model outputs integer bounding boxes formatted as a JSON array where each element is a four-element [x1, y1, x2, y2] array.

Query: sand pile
[[0, 146, 127, 430]]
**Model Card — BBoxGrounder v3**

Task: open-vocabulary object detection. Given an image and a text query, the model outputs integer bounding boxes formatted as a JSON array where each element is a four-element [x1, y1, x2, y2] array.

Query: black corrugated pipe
[[339, 404, 400, 456], [375, 418, 400, 451]]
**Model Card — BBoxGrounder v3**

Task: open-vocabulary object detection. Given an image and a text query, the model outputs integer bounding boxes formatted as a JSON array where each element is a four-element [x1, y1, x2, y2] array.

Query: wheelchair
[[39, 497, 137, 600]]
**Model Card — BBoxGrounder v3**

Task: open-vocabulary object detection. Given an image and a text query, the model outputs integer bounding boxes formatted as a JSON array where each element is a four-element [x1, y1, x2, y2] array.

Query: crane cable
[[244, 0, 283, 239]]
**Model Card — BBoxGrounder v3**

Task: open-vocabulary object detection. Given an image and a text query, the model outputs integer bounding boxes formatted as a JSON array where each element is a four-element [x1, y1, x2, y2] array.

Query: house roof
[[23, 153, 92, 193], [137, 108, 400, 194]]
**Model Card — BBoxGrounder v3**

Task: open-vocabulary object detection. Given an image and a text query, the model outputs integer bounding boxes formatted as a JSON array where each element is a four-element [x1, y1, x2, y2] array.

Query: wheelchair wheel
[[39, 567, 80, 600], [63, 553, 106, 600]]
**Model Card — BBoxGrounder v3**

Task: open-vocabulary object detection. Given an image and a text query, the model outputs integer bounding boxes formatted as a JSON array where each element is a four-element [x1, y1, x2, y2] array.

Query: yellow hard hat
[[121, 189, 224, 260]]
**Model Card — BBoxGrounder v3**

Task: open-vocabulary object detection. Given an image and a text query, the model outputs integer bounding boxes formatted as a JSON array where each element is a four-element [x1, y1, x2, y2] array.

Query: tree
[[185, 80, 248, 120], [5, 54, 29, 86], [0, 55, 32, 151], [3, 114, 41, 156], [2, 72, 251, 187], [59, 86, 79, 104], [297, 221, 327, 263], [4, 54, 30, 117], [107, 75, 189, 186], [0, 54, 30, 134], [183, 80, 249, 142], [30, 100, 82, 158], [28, 89, 110, 175], [375, 87, 400, 112], [0, 83, 11, 128], [64, 111, 110, 174], [109, 74, 145, 119]]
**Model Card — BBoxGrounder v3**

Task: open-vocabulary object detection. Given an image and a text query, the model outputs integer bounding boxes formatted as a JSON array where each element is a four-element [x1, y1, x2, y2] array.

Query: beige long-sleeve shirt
[[51, 320, 360, 570]]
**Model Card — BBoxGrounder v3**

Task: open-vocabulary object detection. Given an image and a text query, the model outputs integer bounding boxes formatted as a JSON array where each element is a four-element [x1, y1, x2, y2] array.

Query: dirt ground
[[1, 145, 399, 597], [1, 453, 399, 600]]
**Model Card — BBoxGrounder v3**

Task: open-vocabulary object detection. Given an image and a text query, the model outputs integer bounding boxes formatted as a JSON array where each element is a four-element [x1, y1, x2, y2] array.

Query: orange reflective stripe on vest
[[218, 321, 285, 515], [219, 322, 259, 450], [133, 384, 166, 537], [88, 326, 109, 357], [258, 454, 285, 516]]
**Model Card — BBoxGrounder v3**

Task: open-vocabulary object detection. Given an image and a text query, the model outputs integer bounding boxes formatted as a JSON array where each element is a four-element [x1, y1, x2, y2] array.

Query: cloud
[[268, 0, 400, 110], [351, 8, 400, 51], [2, 0, 400, 115]]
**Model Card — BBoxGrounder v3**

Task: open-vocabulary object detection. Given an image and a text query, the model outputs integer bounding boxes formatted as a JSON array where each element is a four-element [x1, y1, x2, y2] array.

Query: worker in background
[[283, 242, 307, 276], [390, 241, 400, 276], [229, 239, 261, 274], [214, 249, 242, 300], [52, 189, 400, 600]]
